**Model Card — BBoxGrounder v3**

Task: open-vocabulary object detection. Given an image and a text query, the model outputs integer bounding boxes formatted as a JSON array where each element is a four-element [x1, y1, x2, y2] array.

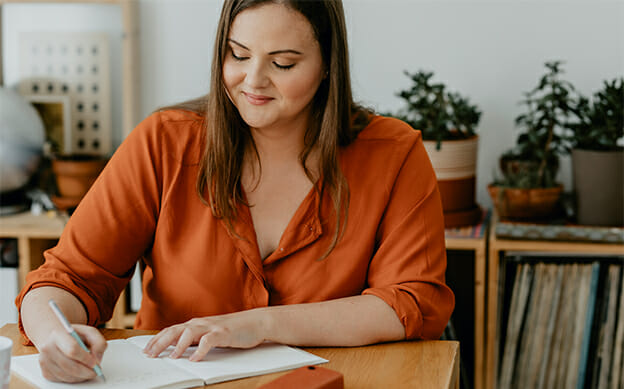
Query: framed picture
[[24, 94, 72, 154]]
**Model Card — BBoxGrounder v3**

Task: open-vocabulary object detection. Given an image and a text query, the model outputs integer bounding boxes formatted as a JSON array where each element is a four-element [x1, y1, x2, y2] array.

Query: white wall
[[4, 0, 623, 208], [344, 0, 624, 208], [2, 3, 124, 150]]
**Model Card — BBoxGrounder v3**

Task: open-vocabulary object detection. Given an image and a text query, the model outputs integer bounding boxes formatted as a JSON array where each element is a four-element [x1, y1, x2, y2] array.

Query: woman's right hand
[[36, 324, 107, 383]]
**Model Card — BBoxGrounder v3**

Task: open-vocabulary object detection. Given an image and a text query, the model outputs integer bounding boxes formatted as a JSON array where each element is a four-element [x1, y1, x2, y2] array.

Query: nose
[[245, 59, 270, 89]]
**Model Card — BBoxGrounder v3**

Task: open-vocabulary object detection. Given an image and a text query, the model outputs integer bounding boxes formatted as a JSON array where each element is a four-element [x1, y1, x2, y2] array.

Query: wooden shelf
[[485, 213, 624, 389], [0, 211, 67, 238], [445, 223, 488, 389], [0, 212, 134, 328]]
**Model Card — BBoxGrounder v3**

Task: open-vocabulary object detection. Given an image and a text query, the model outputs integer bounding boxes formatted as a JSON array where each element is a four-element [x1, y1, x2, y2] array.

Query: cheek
[[222, 60, 243, 93], [279, 71, 323, 102]]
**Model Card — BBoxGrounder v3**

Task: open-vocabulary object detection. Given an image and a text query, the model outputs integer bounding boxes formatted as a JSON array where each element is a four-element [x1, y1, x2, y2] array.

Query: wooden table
[[2, 324, 459, 389]]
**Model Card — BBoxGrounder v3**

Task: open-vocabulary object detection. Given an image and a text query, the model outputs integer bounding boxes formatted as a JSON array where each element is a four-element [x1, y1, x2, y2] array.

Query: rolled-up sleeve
[[15, 113, 164, 336], [362, 133, 454, 340]]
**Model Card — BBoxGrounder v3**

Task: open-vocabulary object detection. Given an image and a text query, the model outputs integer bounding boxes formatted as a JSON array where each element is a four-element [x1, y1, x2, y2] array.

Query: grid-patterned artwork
[[18, 32, 112, 155]]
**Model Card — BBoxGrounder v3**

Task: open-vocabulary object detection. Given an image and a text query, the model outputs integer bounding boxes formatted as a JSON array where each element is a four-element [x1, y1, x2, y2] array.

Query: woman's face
[[222, 3, 325, 133]]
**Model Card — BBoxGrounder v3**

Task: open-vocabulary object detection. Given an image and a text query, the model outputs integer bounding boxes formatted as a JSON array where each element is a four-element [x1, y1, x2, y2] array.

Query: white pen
[[48, 300, 106, 381]]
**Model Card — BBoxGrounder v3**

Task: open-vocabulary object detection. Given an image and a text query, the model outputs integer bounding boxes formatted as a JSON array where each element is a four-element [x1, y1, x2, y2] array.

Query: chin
[[239, 114, 275, 129]]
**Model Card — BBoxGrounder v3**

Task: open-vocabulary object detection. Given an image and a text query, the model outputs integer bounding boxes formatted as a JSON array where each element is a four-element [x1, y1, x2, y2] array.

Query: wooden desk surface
[[2, 324, 459, 389]]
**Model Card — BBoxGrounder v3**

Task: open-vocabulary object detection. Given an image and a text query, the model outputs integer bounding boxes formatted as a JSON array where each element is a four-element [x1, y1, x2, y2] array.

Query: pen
[[48, 300, 105, 381]]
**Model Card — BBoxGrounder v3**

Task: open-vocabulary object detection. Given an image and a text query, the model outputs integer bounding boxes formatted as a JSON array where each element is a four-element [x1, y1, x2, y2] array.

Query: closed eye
[[274, 62, 295, 70], [231, 52, 248, 61]]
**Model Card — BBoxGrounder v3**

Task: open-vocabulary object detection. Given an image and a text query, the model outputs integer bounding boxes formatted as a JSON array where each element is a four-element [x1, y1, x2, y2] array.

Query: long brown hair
[[164, 0, 371, 258]]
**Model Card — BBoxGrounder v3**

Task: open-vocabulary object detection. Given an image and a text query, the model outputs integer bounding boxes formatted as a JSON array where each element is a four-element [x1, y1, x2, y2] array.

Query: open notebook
[[11, 335, 327, 388]]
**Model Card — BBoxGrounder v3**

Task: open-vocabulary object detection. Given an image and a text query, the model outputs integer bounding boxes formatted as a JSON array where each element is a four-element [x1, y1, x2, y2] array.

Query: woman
[[17, 0, 454, 383]]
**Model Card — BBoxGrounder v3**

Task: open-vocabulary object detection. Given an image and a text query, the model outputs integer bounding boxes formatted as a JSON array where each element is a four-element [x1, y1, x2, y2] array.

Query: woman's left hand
[[143, 309, 270, 362]]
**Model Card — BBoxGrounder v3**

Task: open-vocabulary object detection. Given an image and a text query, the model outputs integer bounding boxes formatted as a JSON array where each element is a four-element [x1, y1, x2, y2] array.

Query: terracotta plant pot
[[52, 155, 108, 204], [487, 184, 563, 220], [424, 136, 481, 227]]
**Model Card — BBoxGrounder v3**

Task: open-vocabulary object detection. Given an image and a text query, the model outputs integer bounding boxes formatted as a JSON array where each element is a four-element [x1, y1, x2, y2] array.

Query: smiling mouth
[[243, 92, 274, 105]]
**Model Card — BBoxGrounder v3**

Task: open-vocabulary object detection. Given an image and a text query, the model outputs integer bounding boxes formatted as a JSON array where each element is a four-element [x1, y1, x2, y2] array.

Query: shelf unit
[[485, 214, 624, 389], [0, 0, 140, 328], [445, 224, 488, 389], [0, 212, 136, 328]]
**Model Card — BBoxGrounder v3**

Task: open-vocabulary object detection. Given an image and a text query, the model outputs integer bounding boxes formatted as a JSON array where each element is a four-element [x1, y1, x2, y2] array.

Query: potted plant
[[389, 70, 482, 227], [568, 77, 623, 226], [489, 61, 579, 220], [51, 154, 107, 209], [42, 138, 107, 211]]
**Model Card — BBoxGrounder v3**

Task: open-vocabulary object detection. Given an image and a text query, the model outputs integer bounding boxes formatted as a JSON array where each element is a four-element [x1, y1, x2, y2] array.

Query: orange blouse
[[16, 110, 454, 341]]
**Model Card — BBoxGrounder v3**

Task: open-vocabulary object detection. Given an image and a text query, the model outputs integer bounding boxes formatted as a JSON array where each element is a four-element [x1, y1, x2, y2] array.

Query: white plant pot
[[423, 136, 480, 227]]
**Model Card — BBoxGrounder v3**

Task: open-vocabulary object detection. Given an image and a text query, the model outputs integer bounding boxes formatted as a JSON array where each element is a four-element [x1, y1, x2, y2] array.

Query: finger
[[189, 332, 221, 362], [45, 352, 95, 383], [39, 342, 96, 383], [145, 327, 181, 358], [144, 327, 175, 354], [169, 328, 197, 359], [74, 325, 107, 362], [40, 352, 72, 382], [54, 331, 98, 369]]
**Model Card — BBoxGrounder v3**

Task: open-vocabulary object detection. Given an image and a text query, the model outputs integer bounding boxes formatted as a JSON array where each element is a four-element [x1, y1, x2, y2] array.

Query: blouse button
[[280, 248, 284, 252]]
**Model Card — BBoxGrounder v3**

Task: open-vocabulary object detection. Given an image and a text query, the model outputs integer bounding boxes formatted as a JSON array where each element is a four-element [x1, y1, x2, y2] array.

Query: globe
[[0, 87, 45, 213]]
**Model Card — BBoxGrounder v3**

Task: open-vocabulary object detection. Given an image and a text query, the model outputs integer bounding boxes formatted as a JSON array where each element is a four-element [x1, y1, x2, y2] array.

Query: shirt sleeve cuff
[[362, 286, 424, 340], [15, 282, 96, 345]]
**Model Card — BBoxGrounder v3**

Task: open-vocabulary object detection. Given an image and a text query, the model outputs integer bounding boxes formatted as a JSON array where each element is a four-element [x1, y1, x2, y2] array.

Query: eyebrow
[[228, 39, 303, 55]]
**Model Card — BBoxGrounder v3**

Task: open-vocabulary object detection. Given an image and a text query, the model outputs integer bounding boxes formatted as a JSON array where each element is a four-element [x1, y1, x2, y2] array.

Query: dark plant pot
[[572, 148, 623, 226], [52, 154, 108, 202], [487, 184, 563, 220]]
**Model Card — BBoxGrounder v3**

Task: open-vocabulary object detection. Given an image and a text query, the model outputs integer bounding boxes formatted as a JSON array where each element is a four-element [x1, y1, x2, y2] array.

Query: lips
[[243, 92, 274, 105]]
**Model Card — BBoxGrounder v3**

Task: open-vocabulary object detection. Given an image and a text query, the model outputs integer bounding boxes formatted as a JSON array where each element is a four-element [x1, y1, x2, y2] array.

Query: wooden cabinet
[[485, 214, 624, 389], [446, 222, 488, 389], [0, 211, 136, 328]]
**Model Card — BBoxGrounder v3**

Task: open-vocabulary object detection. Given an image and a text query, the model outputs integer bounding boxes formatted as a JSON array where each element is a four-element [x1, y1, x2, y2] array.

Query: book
[[563, 263, 590, 388], [494, 220, 624, 244], [498, 263, 530, 389], [595, 264, 621, 389], [575, 261, 601, 389], [444, 209, 490, 239], [544, 264, 573, 389], [11, 335, 327, 389], [535, 265, 564, 389], [610, 266, 624, 389], [516, 262, 546, 389], [556, 263, 581, 388]]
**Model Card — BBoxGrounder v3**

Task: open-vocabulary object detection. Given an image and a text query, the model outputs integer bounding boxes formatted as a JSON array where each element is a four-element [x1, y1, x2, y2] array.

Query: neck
[[244, 117, 320, 187], [248, 111, 311, 165]]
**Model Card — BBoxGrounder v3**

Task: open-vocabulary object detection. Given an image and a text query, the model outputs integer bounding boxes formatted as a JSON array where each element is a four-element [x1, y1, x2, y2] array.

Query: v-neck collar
[[224, 181, 324, 281]]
